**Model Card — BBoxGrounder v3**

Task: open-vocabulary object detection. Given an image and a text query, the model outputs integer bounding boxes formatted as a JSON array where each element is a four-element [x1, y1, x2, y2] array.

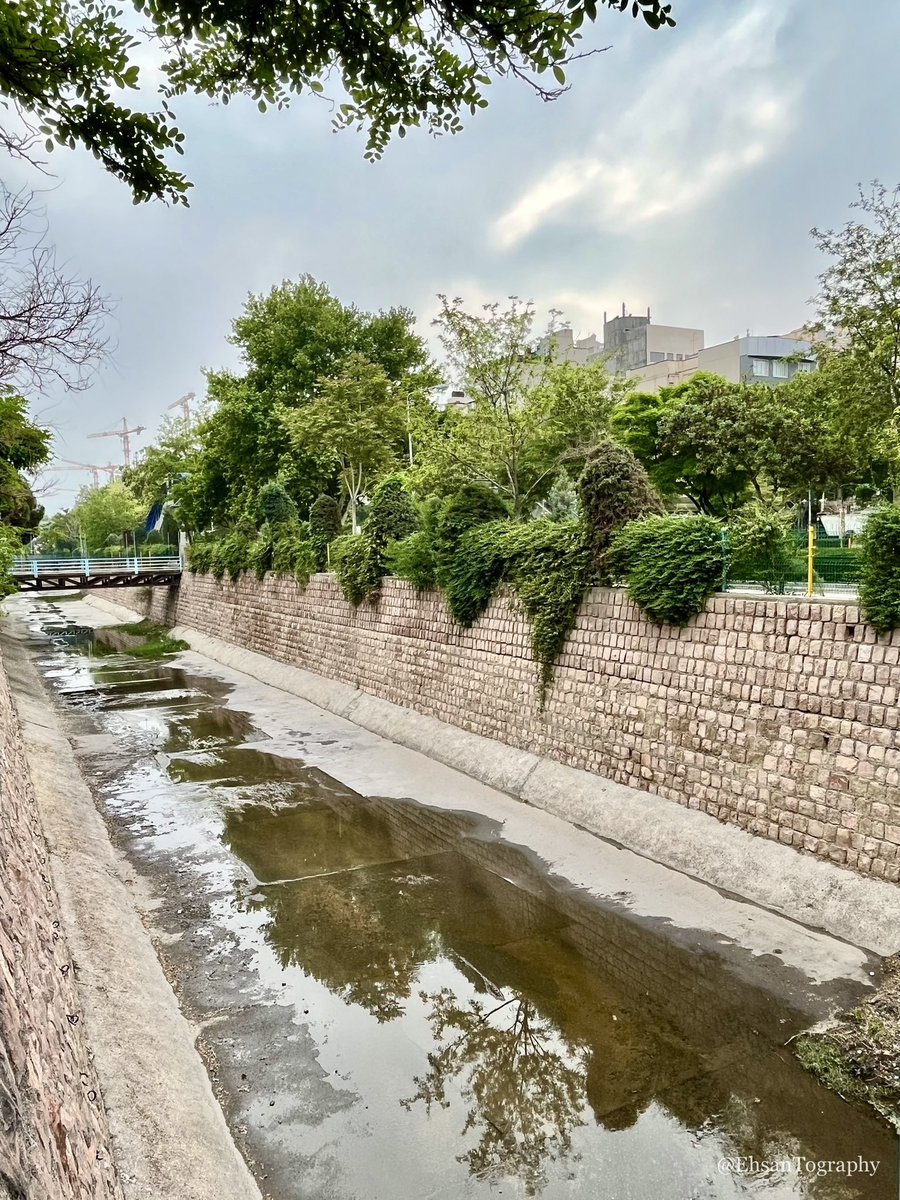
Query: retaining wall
[[114, 573, 900, 881], [0, 649, 122, 1198]]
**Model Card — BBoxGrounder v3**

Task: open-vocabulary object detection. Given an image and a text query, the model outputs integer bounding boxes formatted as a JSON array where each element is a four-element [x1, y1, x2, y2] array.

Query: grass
[[97, 618, 188, 659], [795, 955, 900, 1130]]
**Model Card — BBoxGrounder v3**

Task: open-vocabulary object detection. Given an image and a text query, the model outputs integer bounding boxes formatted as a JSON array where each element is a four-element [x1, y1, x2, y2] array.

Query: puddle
[[22, 599, 900, 1199]]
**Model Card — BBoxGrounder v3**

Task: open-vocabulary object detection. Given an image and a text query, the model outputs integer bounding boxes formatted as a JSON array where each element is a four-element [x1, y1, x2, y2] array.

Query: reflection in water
[[404, 989, 587, 1195], [27, 600, 898, 1200]]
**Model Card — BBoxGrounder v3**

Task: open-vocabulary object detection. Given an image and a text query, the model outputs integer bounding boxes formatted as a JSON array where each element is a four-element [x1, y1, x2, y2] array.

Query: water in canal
[[24, 601, 899, 1199]]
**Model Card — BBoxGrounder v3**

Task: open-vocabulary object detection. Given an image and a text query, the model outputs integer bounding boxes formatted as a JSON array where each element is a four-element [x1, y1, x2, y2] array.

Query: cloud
[[493, 0, 800, 249]]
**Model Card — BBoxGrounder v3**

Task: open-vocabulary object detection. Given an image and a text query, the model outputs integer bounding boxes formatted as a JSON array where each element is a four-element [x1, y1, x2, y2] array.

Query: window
[[795, 361, 814, 373], [771, 359, 789, 378], [649, 351, 665, 363], [666, 352, 674, 361], [749, 357, 770, 376]]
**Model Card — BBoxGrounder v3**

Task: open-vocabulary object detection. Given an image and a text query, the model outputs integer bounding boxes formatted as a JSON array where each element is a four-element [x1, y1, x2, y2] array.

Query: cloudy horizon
[[8, 0, 900, 510]]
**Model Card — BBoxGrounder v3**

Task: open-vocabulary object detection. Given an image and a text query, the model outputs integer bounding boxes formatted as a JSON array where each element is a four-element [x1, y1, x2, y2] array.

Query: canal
[[19, 597, 899, 1199]]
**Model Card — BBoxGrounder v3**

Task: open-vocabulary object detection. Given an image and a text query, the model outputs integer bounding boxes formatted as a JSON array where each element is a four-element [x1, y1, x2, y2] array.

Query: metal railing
[[11, 556, 183, 577]]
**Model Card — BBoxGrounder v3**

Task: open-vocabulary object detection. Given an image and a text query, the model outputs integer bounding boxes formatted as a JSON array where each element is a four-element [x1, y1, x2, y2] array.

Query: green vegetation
[[858, 505, 900, 633], [96, 619, 189, 658], [2, 0, 672, 204], [727, 502, 798, 594], [796, 955, 900, 1131], [577, 441, 663, 577], [607, 515, 722, 625], [106, 183, 900, 688]]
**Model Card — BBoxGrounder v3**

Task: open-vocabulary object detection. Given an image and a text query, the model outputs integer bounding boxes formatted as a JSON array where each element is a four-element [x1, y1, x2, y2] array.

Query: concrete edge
[[74, 592, 900, 957], [0, 622, 263, 1200]]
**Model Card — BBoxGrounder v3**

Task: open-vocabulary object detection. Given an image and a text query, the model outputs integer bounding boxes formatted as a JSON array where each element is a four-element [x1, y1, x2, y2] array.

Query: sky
[[9, 0, 900, 509]]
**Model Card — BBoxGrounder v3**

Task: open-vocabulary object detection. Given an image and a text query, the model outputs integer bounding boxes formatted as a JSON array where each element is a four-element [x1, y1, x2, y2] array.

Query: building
[[602, 308, 704, 373], [627, 332, 815, 393], [536, 328, 605, 366]]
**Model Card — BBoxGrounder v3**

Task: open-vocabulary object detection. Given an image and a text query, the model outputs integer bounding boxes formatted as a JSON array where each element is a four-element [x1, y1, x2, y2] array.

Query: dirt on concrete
[[797, 955, 900, 1131]]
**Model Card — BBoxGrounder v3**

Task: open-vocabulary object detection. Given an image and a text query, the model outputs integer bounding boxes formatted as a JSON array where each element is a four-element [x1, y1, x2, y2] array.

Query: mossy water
[[23, 597, 899, 1200]]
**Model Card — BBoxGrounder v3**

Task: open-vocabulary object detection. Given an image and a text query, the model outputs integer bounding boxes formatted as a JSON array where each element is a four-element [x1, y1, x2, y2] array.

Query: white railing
[[11, 556, 183, 578]]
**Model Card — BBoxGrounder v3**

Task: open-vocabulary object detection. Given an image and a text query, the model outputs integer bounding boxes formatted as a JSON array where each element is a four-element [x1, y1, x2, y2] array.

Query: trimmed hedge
[[859, 504, 900, 633], [607, 514, 723, 625]]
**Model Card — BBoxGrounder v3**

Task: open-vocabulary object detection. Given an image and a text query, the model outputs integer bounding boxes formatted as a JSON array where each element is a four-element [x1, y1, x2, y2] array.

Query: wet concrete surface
[[19, 600, 900, 1199]]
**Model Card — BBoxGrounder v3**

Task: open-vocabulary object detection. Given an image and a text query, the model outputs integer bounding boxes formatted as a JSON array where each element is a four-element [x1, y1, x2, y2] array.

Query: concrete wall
[[0, 650, 122, 1199], [115, 573, 900, 882]]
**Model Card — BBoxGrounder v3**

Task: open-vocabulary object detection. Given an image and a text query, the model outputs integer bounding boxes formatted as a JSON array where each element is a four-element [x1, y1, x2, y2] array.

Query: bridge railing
[[10, 556, 183, 578]]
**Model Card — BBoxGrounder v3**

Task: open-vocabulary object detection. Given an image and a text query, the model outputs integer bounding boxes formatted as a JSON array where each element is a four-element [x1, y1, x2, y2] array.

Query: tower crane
[[54, 460, 120, 488], [87, 417, 146, 468], [168, 392, 195, 427]]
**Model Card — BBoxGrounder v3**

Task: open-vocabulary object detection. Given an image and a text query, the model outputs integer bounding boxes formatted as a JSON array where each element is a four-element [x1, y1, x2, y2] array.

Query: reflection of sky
[[10, 1, 900, 511], [33, 612, 898, 1199]]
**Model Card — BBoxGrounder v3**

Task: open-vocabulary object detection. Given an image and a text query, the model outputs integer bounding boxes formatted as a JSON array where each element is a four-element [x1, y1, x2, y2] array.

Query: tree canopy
[[3, 0, 674, 204], [0, 391, 50, 535]]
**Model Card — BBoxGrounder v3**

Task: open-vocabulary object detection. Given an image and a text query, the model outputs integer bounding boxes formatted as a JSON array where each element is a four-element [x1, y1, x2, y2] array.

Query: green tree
[[188, 278, 437, 526], [0, 523, 20, 597], [422, 297, 620, 518], [810, 182, 900, 422], [71, 480, 144, 552], [2, 0, 673, 204], [122, 413, 200, 507], [37, 507, 81, 554], [284, 354, 406, 531], [577, 440, 663, 575], [0, 391, 51, 536]]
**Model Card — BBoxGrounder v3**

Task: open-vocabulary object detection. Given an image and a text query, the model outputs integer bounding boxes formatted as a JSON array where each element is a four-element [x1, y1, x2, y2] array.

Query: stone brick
[[113, 575, 900, 881]]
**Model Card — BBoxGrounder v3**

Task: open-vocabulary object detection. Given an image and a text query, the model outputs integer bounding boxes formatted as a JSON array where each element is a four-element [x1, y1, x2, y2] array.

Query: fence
[[723, 529, 860, 597]]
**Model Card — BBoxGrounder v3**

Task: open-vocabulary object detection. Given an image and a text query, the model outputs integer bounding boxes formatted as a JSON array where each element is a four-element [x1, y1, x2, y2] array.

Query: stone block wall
[[115, 573, 900, 881], [0, 651, 122, 1199]]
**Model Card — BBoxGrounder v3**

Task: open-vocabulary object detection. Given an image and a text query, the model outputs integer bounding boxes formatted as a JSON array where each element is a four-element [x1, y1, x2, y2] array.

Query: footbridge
[[11, 556, 183, 591]]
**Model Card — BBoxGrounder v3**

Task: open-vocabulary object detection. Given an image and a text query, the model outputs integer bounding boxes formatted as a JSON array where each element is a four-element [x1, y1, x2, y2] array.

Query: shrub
[[442, 521, 510, 626], [859, 504, 900, 633], [727, 502, 797, 594], [187, 539, 215, 575], [384, 495, 442, 591], [607, 515, 723, 625], [248, 528, 275, 580], [216, 529, 252, 582], [259, 480, 298, 526], [0, 524, 18, 600], [308, 494, 342, 570], [365, 475, 419, 563], [331, 534, 378, 605], [578, 441, 664, 577], [271, 525, 317, 586], [441, 518, 593, 700], [433, 482, 509, 588]]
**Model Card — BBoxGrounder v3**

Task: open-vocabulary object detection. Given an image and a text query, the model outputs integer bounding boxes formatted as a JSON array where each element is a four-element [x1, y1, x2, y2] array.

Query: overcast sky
[[11, 0, 900, 509]]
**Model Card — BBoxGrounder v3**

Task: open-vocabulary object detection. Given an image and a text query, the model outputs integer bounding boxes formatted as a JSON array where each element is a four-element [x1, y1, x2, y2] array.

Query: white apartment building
[[628, 333, 815, 392]]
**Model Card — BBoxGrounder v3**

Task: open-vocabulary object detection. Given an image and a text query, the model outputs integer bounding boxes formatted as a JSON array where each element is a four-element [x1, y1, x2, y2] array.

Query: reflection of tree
[[246, 872, 441, 1022], [403, 985, 587, 1195]]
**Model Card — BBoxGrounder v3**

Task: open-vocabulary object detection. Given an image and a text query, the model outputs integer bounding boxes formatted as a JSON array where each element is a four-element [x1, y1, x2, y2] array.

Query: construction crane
[[87, 417, 146, 468], [54, 459, 120, 488], [168, 391, 195, 427]]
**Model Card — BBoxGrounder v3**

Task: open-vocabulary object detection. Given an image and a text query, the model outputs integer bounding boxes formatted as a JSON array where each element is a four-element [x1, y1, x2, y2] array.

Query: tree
[[122, 413, 200, 505], [0, 186, 108, 392], [0, 390, 50, 535], [70, 480, 144, 552], [187, 277, 438, 526], [654, 374, 770, 514], [37, 506, 80, 554], [423, 297, 620, 518], [811, 182, 900, 421], [2, 0, 674, 204], [284, 354, 406, 531]]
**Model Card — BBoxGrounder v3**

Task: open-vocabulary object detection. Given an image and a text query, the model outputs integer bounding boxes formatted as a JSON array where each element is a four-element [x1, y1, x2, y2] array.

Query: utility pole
[[87, 417, 146, 467]]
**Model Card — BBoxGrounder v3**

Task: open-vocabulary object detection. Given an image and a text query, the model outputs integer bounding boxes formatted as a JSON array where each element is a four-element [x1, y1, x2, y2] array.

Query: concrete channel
[[4, 592, 899, 1199]]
